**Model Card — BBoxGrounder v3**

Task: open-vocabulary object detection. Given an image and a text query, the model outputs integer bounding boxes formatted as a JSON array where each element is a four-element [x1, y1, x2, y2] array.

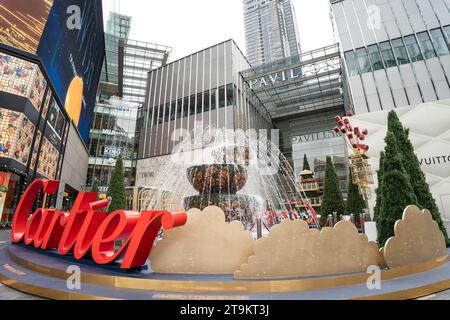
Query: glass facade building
[[136, 40, 273, 187], [241, 44, 350, 199], [0, 46, 71, 224], [87, 12, 171, 194], [331, 0, 450, 115], [244, 0, 302, 67]]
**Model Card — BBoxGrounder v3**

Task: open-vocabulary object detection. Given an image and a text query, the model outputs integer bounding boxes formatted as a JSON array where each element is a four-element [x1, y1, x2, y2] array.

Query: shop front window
[[0, 172, 22, 227]]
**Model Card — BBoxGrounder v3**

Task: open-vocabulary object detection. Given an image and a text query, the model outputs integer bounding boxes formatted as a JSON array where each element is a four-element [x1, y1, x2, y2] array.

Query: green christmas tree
[[106, 154, 127, 213], [321, 156, 345, 223], [91, 178, 100, 200], [373, 151, 385, 223], [377, 132, 418, 247], [346, 168, 366, 222], [303, 154, 311, 171], [387, 111, 449, 245], [299, 154, 321, 215]]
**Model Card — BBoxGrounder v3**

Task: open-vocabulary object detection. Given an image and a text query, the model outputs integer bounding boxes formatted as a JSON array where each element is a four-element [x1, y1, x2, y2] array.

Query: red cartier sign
[[11, 179, 187, 269]]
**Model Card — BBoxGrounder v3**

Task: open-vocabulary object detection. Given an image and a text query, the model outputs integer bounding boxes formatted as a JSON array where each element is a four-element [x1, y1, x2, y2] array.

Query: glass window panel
[[379, 41, 397, 68], [218, 86, 225, 108], [177, 98, 183, 119], [367, 45, 384, 71], [344, 51, 359, 76], [158, 105, 163, 124], [183, 97, 189, 117], [189, 95, 195, 115], [430, 28, 450, 56], [197, 93, 203, 113], [153, 106, 158, 125], [444, 26, 450, 43], [210, 89, 216, 111], [203, 91, 210, 112], [165, 103, 170, 122], [355, 48, 371, 73], [404, 35, 423, 62], [392, 38, 410, 65], [417, 32, 437, 59], [170, 102, 176, 121], [226, 84, 234, 106]]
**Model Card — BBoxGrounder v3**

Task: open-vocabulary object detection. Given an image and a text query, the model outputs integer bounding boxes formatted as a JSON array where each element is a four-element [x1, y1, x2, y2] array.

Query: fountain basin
[[183, 194, 263, 224], [187, 164, 247, 195]]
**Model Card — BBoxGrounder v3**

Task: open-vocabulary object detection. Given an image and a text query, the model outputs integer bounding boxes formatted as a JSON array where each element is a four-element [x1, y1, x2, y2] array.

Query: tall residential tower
[[244, 0, 302, 66]]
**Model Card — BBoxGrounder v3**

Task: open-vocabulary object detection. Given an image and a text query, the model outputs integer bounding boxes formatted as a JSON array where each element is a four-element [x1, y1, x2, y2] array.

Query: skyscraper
[[87, 12, 171, 194], [244, 0, 302, 66]]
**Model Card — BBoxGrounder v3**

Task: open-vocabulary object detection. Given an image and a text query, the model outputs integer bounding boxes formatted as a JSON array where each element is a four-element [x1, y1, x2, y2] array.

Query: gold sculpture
[[149, 206, 254, 274], [383, 205, 447, 268], [234, 219, 383, 279]]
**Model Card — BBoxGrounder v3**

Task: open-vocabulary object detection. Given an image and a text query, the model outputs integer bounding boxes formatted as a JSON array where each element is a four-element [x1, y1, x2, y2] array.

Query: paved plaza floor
[[0, 224, 450, 300]]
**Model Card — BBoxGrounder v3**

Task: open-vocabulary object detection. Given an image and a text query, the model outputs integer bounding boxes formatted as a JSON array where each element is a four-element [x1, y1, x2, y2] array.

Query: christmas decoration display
[[334, 111, 373, 202]]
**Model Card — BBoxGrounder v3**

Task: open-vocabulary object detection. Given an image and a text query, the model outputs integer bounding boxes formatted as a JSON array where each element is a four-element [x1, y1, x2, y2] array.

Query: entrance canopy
[[241, 44, 345, 121]]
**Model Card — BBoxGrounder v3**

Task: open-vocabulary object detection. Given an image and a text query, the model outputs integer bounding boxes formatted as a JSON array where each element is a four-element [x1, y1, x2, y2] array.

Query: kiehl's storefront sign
[[11, 179, 187, 269]]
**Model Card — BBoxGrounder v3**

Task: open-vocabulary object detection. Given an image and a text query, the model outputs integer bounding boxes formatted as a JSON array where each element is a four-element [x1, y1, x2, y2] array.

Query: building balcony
[[300, 182, 320, 191]]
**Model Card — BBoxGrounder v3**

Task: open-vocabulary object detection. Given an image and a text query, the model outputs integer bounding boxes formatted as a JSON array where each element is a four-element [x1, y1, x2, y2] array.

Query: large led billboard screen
[[36, 0, 105, 144], [0, 0, 53, 53]]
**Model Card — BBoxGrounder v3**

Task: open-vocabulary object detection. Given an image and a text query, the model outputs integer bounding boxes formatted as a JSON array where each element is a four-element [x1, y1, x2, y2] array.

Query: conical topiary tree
[[321, 156, 345, 223], [91, 177, 100, 200], [377, 131, 418, 247], [106, 154, 127, 213], [303, 154, 311, 171], [373, 151, 385, 223], [387, 111, 449, 245], [346, 168, 366, 222]]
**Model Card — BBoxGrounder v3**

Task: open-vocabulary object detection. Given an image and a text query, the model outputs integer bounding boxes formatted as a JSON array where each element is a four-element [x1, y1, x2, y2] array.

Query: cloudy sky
[[102, 0, 336, 61]]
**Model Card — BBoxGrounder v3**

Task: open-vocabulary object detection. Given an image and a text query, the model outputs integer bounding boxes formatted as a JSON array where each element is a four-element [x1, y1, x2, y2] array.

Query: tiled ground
[[0, 225, 449, 300], [0, 230, 43, 300]]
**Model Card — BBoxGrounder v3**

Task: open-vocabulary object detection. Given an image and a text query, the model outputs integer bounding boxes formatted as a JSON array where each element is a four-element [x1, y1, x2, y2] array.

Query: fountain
[[183, 146, 264, 226], [142, 127, 313, 233]]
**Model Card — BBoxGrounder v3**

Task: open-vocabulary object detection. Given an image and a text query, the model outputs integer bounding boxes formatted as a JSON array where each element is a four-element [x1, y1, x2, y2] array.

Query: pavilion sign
[[248, 68, 301, 89]]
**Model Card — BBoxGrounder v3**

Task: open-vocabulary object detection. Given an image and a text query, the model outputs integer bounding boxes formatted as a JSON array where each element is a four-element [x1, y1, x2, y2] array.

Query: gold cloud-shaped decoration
[[383, 205, 447, 268], [149, 206, 255, 274], [234, 219, 383, 279]]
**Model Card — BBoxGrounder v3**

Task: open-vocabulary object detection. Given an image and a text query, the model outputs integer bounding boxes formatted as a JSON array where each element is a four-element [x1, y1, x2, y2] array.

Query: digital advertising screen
[[0, 0, 53, 53], [36, 0, 105, 144]]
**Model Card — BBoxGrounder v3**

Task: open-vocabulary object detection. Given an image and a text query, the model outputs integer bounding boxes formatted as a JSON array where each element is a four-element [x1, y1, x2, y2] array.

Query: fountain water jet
[[143, 127, 315, 233]]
